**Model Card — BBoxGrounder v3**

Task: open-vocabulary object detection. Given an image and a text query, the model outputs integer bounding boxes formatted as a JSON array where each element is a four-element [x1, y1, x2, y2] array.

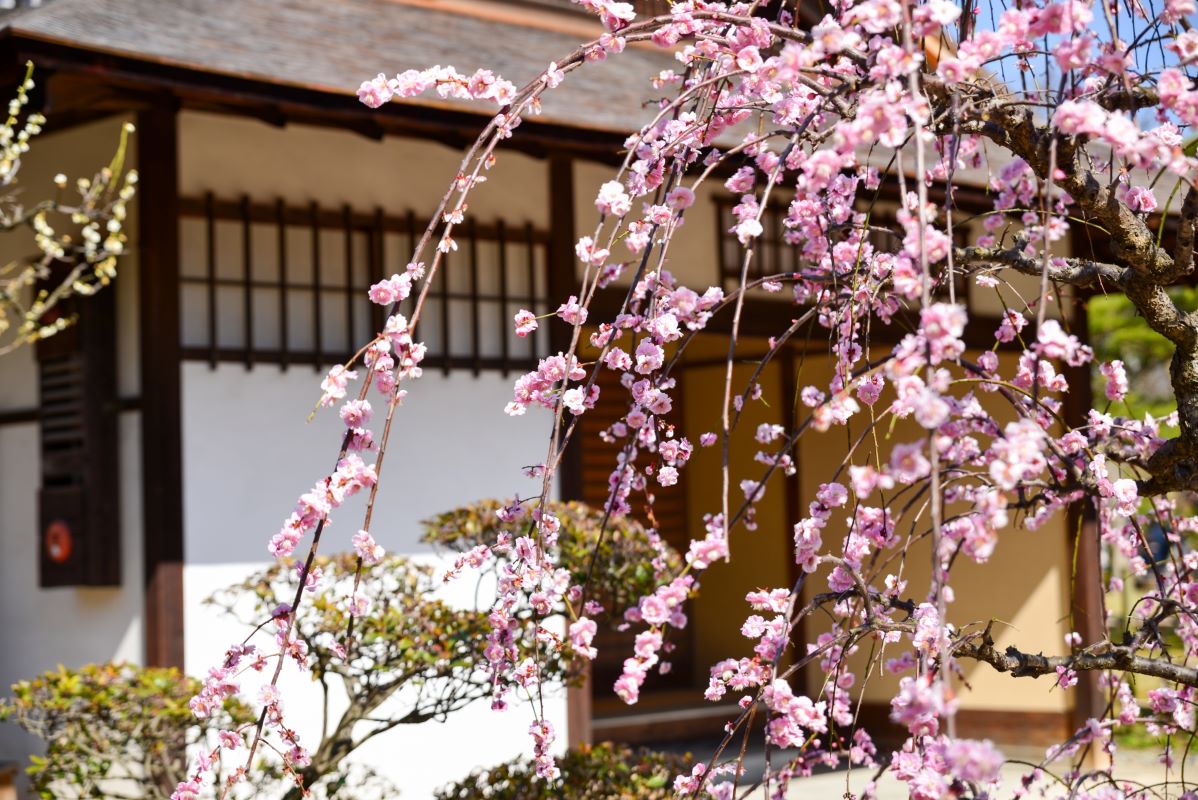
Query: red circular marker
[[45, 520, 73, 564]]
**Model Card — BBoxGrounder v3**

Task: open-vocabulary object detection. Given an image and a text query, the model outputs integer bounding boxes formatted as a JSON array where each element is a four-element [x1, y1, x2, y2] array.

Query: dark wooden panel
[[35, 256, 120, 587], [581, 366, 696, 699]]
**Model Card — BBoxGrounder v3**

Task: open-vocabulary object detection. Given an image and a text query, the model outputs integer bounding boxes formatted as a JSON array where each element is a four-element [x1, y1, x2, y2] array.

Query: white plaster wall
[[179, 111, 549, 227], [0, 116, 143, 773], [181, 363, 565, 797]]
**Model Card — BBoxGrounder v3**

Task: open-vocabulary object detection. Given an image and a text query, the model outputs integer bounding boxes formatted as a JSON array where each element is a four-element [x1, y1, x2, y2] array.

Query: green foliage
[[435, 742, 689, 800], [421, 499, 683, 617], [1088, 288, 1198, 426], [0, 662, 252, 799]]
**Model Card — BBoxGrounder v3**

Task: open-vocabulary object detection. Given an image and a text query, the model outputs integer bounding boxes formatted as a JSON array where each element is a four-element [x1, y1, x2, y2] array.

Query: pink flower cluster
[[357, 66, 517, 109], [269, 455, 378, 558]]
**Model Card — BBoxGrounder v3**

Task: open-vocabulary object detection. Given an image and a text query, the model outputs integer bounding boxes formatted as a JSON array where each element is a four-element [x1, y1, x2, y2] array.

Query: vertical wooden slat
[[468, 217, 481, 377], [771, 206, 782, 278], [1062, 291, 1106, 738], [369, 207, 385, 334], [791, 220, 800, 275], [779, 347, 810, 695], [277, 198, 289, 371], [524, 220, 537, 359], [440, 237, 451, 376], [406, 209, 418, 342], [241, 194, 253, 370], [344, 204, 355, 355], [138, 104, 185, 668], [311, 201, 322, 371], [205, 191, 216, 370], [497, 218, 510, 376]]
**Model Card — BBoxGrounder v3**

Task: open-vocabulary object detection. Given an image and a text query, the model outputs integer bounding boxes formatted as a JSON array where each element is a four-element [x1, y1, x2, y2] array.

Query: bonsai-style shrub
[[0, 663, 251, 799], [434, 742, 689, 800], [209, 552, 495, 799], [421, 498, 683, 617], [203, 500, 681, 797]]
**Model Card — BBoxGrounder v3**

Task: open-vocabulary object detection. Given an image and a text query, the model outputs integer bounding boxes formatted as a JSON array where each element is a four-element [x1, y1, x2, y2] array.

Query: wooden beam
[[137, 102, 185, 669]]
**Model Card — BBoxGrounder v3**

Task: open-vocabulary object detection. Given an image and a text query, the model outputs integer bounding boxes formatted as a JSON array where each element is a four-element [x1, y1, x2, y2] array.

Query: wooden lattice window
[[715, 196, 801, 292], [715, 195, 971, 303], [178, 194, 551, 374]]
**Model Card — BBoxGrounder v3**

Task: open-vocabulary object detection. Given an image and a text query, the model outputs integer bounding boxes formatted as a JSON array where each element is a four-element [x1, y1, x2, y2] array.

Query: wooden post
[[547, 153, 582, 503], [0, 761, 16, 800], [137, 104, 185, 668], [548, 152, 591, 746], [1063, 296, 1106, 734]]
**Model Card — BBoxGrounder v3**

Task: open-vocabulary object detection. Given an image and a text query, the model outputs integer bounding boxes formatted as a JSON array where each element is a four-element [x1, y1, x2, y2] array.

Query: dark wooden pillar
[[548, 152, 592, 747], [137, 103, 185, 668], [1063, 296, 1105, 731], [548, 153, 583, 503]]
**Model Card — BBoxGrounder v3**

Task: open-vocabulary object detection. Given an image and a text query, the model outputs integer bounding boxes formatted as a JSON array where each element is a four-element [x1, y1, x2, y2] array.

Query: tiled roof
[[0, 0, 677, 135]]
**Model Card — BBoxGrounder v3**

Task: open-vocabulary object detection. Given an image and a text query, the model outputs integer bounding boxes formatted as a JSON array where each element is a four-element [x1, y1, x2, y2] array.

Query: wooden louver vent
[[36, 273, 120, 587], [581, 366, 695, 696]]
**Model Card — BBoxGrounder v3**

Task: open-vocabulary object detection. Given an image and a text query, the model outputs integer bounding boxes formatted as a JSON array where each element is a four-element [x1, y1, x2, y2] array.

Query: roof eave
[[0, 28, 635, 162]]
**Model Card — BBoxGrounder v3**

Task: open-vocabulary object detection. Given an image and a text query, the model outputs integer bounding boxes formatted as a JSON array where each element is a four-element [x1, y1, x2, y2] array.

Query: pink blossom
[[574, 236, 609, 266], [942, 738, 1004, 784], [735, 46, 764, 73], [634, 339, 664, 374], [666, 186, 695, 210], [556, 295, 588, 326], [339, 399, 371, 428], [356, 73, 392, 108], [513, 309, 538, 338], [368, 273, 411, 305], [352, 529, 384, 565], [1123, 185, 1158, 214], [1101, 360, 1128, 402], [319, 365, 358, 407], [595, 180, 631, 216], [734, 217, 763, 245], [569, 617, 597, 660], [1112, 478, 1139, 516]]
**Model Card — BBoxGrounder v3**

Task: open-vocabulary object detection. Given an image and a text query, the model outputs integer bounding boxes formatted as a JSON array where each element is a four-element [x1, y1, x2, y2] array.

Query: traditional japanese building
[[0, 1, 1097, 795]]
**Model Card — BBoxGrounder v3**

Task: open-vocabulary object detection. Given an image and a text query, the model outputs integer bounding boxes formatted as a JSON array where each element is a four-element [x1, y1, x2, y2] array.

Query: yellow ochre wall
[[674, 339, 1073, 715]]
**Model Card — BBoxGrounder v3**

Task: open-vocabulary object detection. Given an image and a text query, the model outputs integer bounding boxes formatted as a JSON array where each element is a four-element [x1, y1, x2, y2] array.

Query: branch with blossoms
[[0, 62, 138, 355], [170, 0, 1198, 798]]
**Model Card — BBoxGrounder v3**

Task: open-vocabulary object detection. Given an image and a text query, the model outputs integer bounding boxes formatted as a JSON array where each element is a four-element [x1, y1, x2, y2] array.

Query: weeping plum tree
[[175, 1, 1198, 797]]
